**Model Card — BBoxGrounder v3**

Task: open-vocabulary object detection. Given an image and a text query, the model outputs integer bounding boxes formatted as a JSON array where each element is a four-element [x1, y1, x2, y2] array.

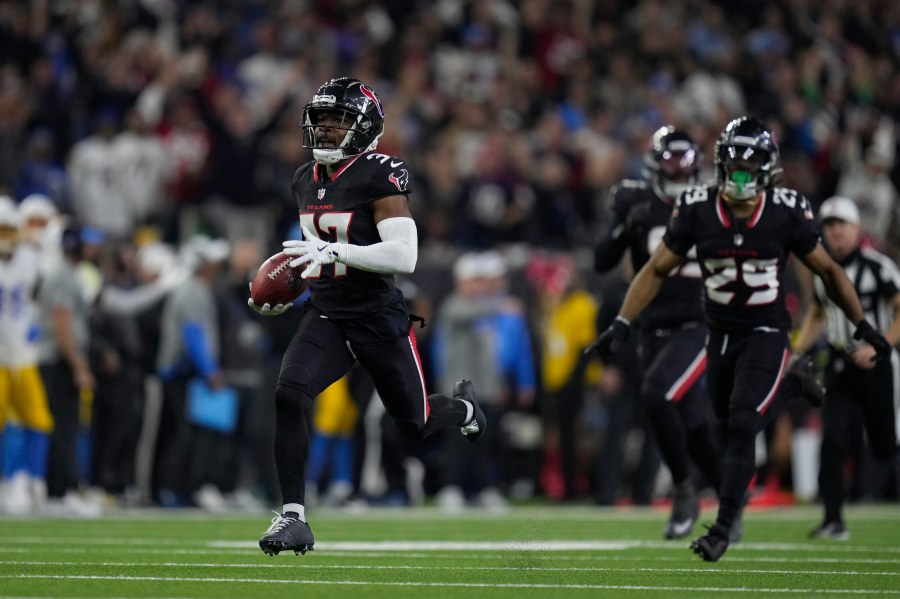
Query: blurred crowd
[[0, 0, 899, 515]]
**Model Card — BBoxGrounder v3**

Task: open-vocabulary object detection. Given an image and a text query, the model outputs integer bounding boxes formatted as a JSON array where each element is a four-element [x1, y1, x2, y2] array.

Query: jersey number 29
[[704, 257, 779, 305]]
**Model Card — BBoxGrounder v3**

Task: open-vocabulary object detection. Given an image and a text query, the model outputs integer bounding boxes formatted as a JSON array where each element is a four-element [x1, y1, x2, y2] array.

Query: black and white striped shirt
[[813, 246, 900, 349]]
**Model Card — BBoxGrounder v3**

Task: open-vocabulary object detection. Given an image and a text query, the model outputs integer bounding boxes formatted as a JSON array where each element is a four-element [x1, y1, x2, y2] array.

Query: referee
[[794, 196, 900, 540]]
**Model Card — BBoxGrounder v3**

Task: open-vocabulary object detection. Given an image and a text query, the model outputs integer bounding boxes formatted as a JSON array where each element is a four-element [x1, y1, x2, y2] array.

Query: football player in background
[[18, 193, 62, 270], [248, 77, 485, 556], [592, 127, 732, 541], [0, 197, 54, 515], [793, 196, 900, 540], [586, 116, 890, 562]]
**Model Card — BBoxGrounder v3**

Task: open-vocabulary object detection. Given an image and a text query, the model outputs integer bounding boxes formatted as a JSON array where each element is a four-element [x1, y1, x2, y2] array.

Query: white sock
[[460, 400, 474, 425], [282, 503, 305, 521]]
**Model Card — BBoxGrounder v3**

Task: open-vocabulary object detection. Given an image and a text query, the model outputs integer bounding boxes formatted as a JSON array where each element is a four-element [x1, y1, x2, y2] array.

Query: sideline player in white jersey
[[0, 197, 54, 515]]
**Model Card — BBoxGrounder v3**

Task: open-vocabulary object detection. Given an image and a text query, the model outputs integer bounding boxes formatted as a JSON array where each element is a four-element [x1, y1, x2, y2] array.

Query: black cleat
[[690, 523, 730, 562], [259, 513, 315, 556], [455, 379, 485, 443], [664, 482, 699, 539], [809, 520, 849, 540], [787, 354, 825, 408]]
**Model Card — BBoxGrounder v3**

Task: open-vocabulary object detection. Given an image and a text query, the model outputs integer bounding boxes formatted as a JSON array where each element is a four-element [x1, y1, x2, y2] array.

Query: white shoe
[[30, 478, 48, 514], [4, 472, 33, 516], [227, 488, 267, 512], [435, 485, 466, 513], [475, 487, 509, 512], [45, 491, 103, 519], [323, 481, 353, 507], [404, 458, 426, 506], [82, 487, 113, 512], [193, 484, 228, 512]]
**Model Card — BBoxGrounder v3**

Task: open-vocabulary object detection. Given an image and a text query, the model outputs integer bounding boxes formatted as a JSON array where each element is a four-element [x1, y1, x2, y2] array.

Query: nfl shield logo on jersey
[[317, 188, 326, 200], [734, 234, 744, 246]]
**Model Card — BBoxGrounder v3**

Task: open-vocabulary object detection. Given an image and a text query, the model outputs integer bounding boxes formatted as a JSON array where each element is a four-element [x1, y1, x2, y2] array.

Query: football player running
[[0, 197, 54, 515], [586, 116, 890, 562], [592, 127, 733, 541], [249, 77, 485, 556]]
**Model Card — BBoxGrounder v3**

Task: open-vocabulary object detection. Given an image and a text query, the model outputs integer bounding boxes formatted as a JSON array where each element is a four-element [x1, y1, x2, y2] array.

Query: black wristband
[[612, 315, 631, 338], [854, 320, 874, 339]]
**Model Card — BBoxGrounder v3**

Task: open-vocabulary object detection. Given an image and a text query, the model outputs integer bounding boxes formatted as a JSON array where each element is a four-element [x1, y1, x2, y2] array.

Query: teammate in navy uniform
[[794, 196, 900, 541], [594, 127, 729, 541], [249, 77, 485, 556], [586, 116, 891, 562]]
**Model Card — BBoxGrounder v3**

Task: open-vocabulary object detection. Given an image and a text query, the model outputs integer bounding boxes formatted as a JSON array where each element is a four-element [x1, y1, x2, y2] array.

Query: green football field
[[1, 504, 898, 598]]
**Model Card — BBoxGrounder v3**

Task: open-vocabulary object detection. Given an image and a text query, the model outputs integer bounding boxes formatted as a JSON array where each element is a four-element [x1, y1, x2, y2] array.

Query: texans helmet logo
[[359, 83, 384, 118], [388, 169, 409, 192]]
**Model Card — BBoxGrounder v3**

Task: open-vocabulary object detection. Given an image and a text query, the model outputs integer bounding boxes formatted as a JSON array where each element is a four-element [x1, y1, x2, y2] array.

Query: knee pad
[[394, 420, 426, 440], [274, 381, 313, 413]]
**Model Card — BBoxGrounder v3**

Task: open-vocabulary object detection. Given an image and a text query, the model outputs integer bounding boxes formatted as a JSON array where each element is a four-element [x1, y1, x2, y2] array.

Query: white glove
[[282, 226, 344, 279], [247, 282, 292, 316]]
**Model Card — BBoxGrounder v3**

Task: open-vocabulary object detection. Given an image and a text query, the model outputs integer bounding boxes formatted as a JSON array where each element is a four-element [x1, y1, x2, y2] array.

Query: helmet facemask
[[302, 107, 357, 165], [719, 145, 773, 202], [656, 149, 698, 199], [715, 116, 779, 203], [644, 127, 700, 201]]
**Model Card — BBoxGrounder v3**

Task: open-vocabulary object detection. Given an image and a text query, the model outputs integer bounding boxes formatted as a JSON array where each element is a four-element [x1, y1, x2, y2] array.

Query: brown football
[[250, 252, 308, 306]]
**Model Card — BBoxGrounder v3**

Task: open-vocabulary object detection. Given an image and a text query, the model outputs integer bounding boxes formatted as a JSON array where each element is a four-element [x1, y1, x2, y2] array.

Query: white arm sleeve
[[338, 216, 418, 275]]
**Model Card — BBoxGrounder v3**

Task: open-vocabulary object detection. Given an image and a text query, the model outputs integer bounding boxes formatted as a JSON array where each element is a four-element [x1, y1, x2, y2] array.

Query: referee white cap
[[819, 196, 860, 225]]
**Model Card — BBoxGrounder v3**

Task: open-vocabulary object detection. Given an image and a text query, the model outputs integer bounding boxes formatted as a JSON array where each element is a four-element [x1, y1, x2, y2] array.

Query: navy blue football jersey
[[664, 185, 820, 332], [292, 151, 412, 318], [595, 180, 704, 331]]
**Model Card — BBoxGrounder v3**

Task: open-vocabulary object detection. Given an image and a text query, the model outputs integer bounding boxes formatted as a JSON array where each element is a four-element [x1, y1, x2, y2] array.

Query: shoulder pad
[[611, 179, 650, 207], [770, 187, 815, 219], [677, 185, 713, 207], [361, 152, 412, 195], [615, 179, 648, 191], [364, 152, 407, 170]]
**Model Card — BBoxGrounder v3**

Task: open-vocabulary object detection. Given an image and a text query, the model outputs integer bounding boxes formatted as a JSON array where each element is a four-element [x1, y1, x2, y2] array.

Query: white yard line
[[3, 574, 899, 595]]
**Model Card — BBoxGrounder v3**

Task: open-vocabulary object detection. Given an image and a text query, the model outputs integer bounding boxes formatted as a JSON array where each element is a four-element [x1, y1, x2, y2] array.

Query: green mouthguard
[[730, 170, 753, 191]]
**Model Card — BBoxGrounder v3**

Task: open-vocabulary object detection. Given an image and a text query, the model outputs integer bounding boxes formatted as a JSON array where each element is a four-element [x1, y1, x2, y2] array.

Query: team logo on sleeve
[[388, 169, 409, 192]]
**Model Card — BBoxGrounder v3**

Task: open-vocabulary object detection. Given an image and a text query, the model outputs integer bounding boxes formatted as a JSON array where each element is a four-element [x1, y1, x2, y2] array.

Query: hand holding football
[[248, 252, 307, 314]]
